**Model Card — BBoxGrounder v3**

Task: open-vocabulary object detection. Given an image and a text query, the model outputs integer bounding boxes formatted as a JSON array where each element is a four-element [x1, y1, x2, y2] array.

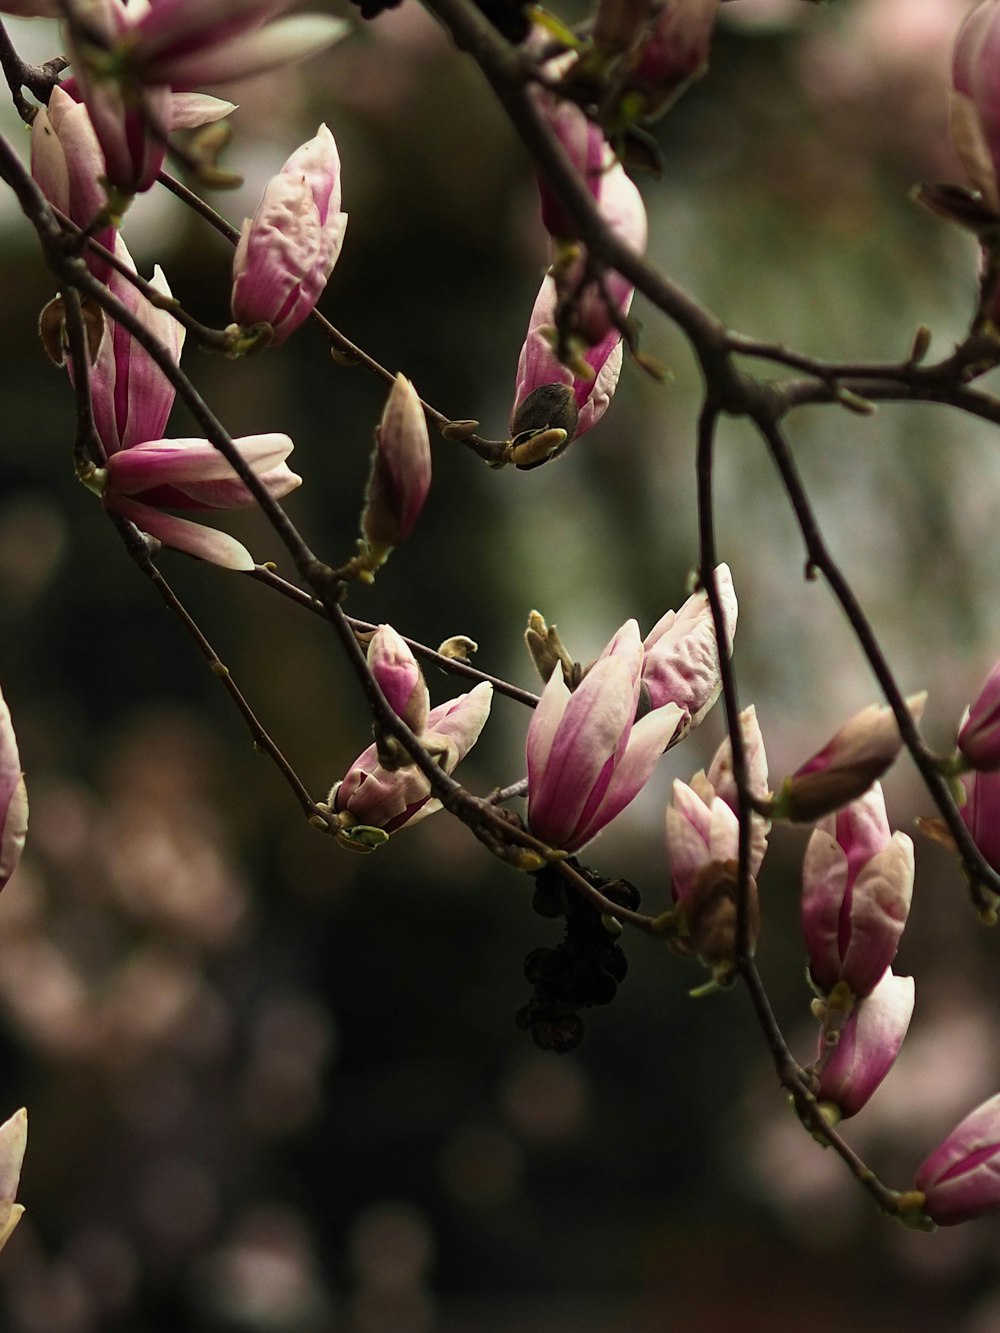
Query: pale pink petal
[[106, 498, 255, 570]]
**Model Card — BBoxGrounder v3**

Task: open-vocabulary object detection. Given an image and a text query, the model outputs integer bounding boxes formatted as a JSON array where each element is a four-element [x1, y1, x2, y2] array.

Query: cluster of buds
[[53, 232, 303, 568], [508, 61, 647, 466], [800, 783, 915, 1124], [324, 627, 492, 850], [525, 567, 736, 854], [28, 101, 353, 565]]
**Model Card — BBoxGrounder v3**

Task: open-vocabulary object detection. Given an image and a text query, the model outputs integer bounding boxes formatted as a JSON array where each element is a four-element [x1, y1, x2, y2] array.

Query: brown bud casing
[[682, 859, 759, 972]]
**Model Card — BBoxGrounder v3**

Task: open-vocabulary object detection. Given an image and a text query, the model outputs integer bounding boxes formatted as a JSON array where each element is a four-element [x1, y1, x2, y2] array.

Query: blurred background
[[3, 0, 1000, 1328]]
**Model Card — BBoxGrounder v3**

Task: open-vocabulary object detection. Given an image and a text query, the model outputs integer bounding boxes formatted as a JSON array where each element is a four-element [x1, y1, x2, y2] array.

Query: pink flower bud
[[704, 705, 769, 817], [916, 1092, 1000, 1224], [626, 0, 720, 121], [331, 682, 493, 837], [666, 777, 739, 907], [31, 86, 114, 278], [951, 0, 1000, 211], [532, 93, 607, 242], [815, 970, 914, 1121], [802, 784, 913, 999], [511, 273, 626, 450], [641, 563, 736, 731], [958, 657, 1000, 770], [551, 162, 647, 349], [958, 768, 1000, 872], [64, 0, 172, 195], [526, 620, 683, 852], [103, 433, 301, 570], [0, 1108, 26, 1254], [79, 236, 185, 456], [47, 74, 235, 201], [231, 124, 347, 346], [367, 626, 429, 737], [691, 705, 770, 879], [511, 141, 646, 455], [666, 776, 758, 971], [0, 688, 27, 895], [783, 693, 927, 823], [361, 374, 432, 552]]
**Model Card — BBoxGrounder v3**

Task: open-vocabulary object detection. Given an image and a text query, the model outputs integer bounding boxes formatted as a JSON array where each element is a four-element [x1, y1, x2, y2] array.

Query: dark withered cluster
[[516, 863, 639, 1053]]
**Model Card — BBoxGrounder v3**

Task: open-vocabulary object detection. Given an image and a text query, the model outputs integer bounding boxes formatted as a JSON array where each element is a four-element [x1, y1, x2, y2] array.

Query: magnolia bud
[[367, 626, 429, 736], [0, 688, 27, 895], [780, 694, 927, 824], [917, 1092, 1000, 1224], [361, 374, 432, 557], [958, 657, 1000, 770]]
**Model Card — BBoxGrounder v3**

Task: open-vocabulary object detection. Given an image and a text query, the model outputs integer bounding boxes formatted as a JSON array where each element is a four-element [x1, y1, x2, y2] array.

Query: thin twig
[[247, 564, 541, 708], [156, 169, 511, 464], [109, 514, 326, 824]]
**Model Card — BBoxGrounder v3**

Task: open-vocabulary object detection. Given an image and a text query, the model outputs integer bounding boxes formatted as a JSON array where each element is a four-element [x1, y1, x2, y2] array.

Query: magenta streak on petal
[[938, 1141, 1000, 1181], [566, 751, 617, 848], [111, 318, 132, 453]]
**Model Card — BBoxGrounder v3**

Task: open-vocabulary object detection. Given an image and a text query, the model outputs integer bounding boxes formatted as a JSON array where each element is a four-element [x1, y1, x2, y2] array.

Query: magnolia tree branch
[[0, 19, 65, 122], [696, 399, 908, 1220], [5, 1, 1000, 1233], [108, 515, 325, 822], [156, 171, 511, 464], [0, 121, 652, 934], [753, 411, 1000, 912], [247, 564, 541, 708]]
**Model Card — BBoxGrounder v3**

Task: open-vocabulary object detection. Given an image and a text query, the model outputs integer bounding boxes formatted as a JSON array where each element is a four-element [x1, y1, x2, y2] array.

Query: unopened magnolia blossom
[[781, 693, 927, 823], [361, 374, 432, 557], [916, 1092, 1000, 1224], [688, 705, 770, 879], [367, 626, 429, 737], [958, 655, 1000, 770], [641, 564, 736, 730], [526, 620, 682, 852], [801, 783, 914, 1000], [958, 767, 1000, 872], [625, 0, 721, 120], [814, 969, 915, 1122], [31, 85, 114, 277], [231, 124, 347, 346], [510, 86, 647, 460], [79, 236, 185, 456], [0, 1108, 26, 1253], [0, 686, 27, 895]]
